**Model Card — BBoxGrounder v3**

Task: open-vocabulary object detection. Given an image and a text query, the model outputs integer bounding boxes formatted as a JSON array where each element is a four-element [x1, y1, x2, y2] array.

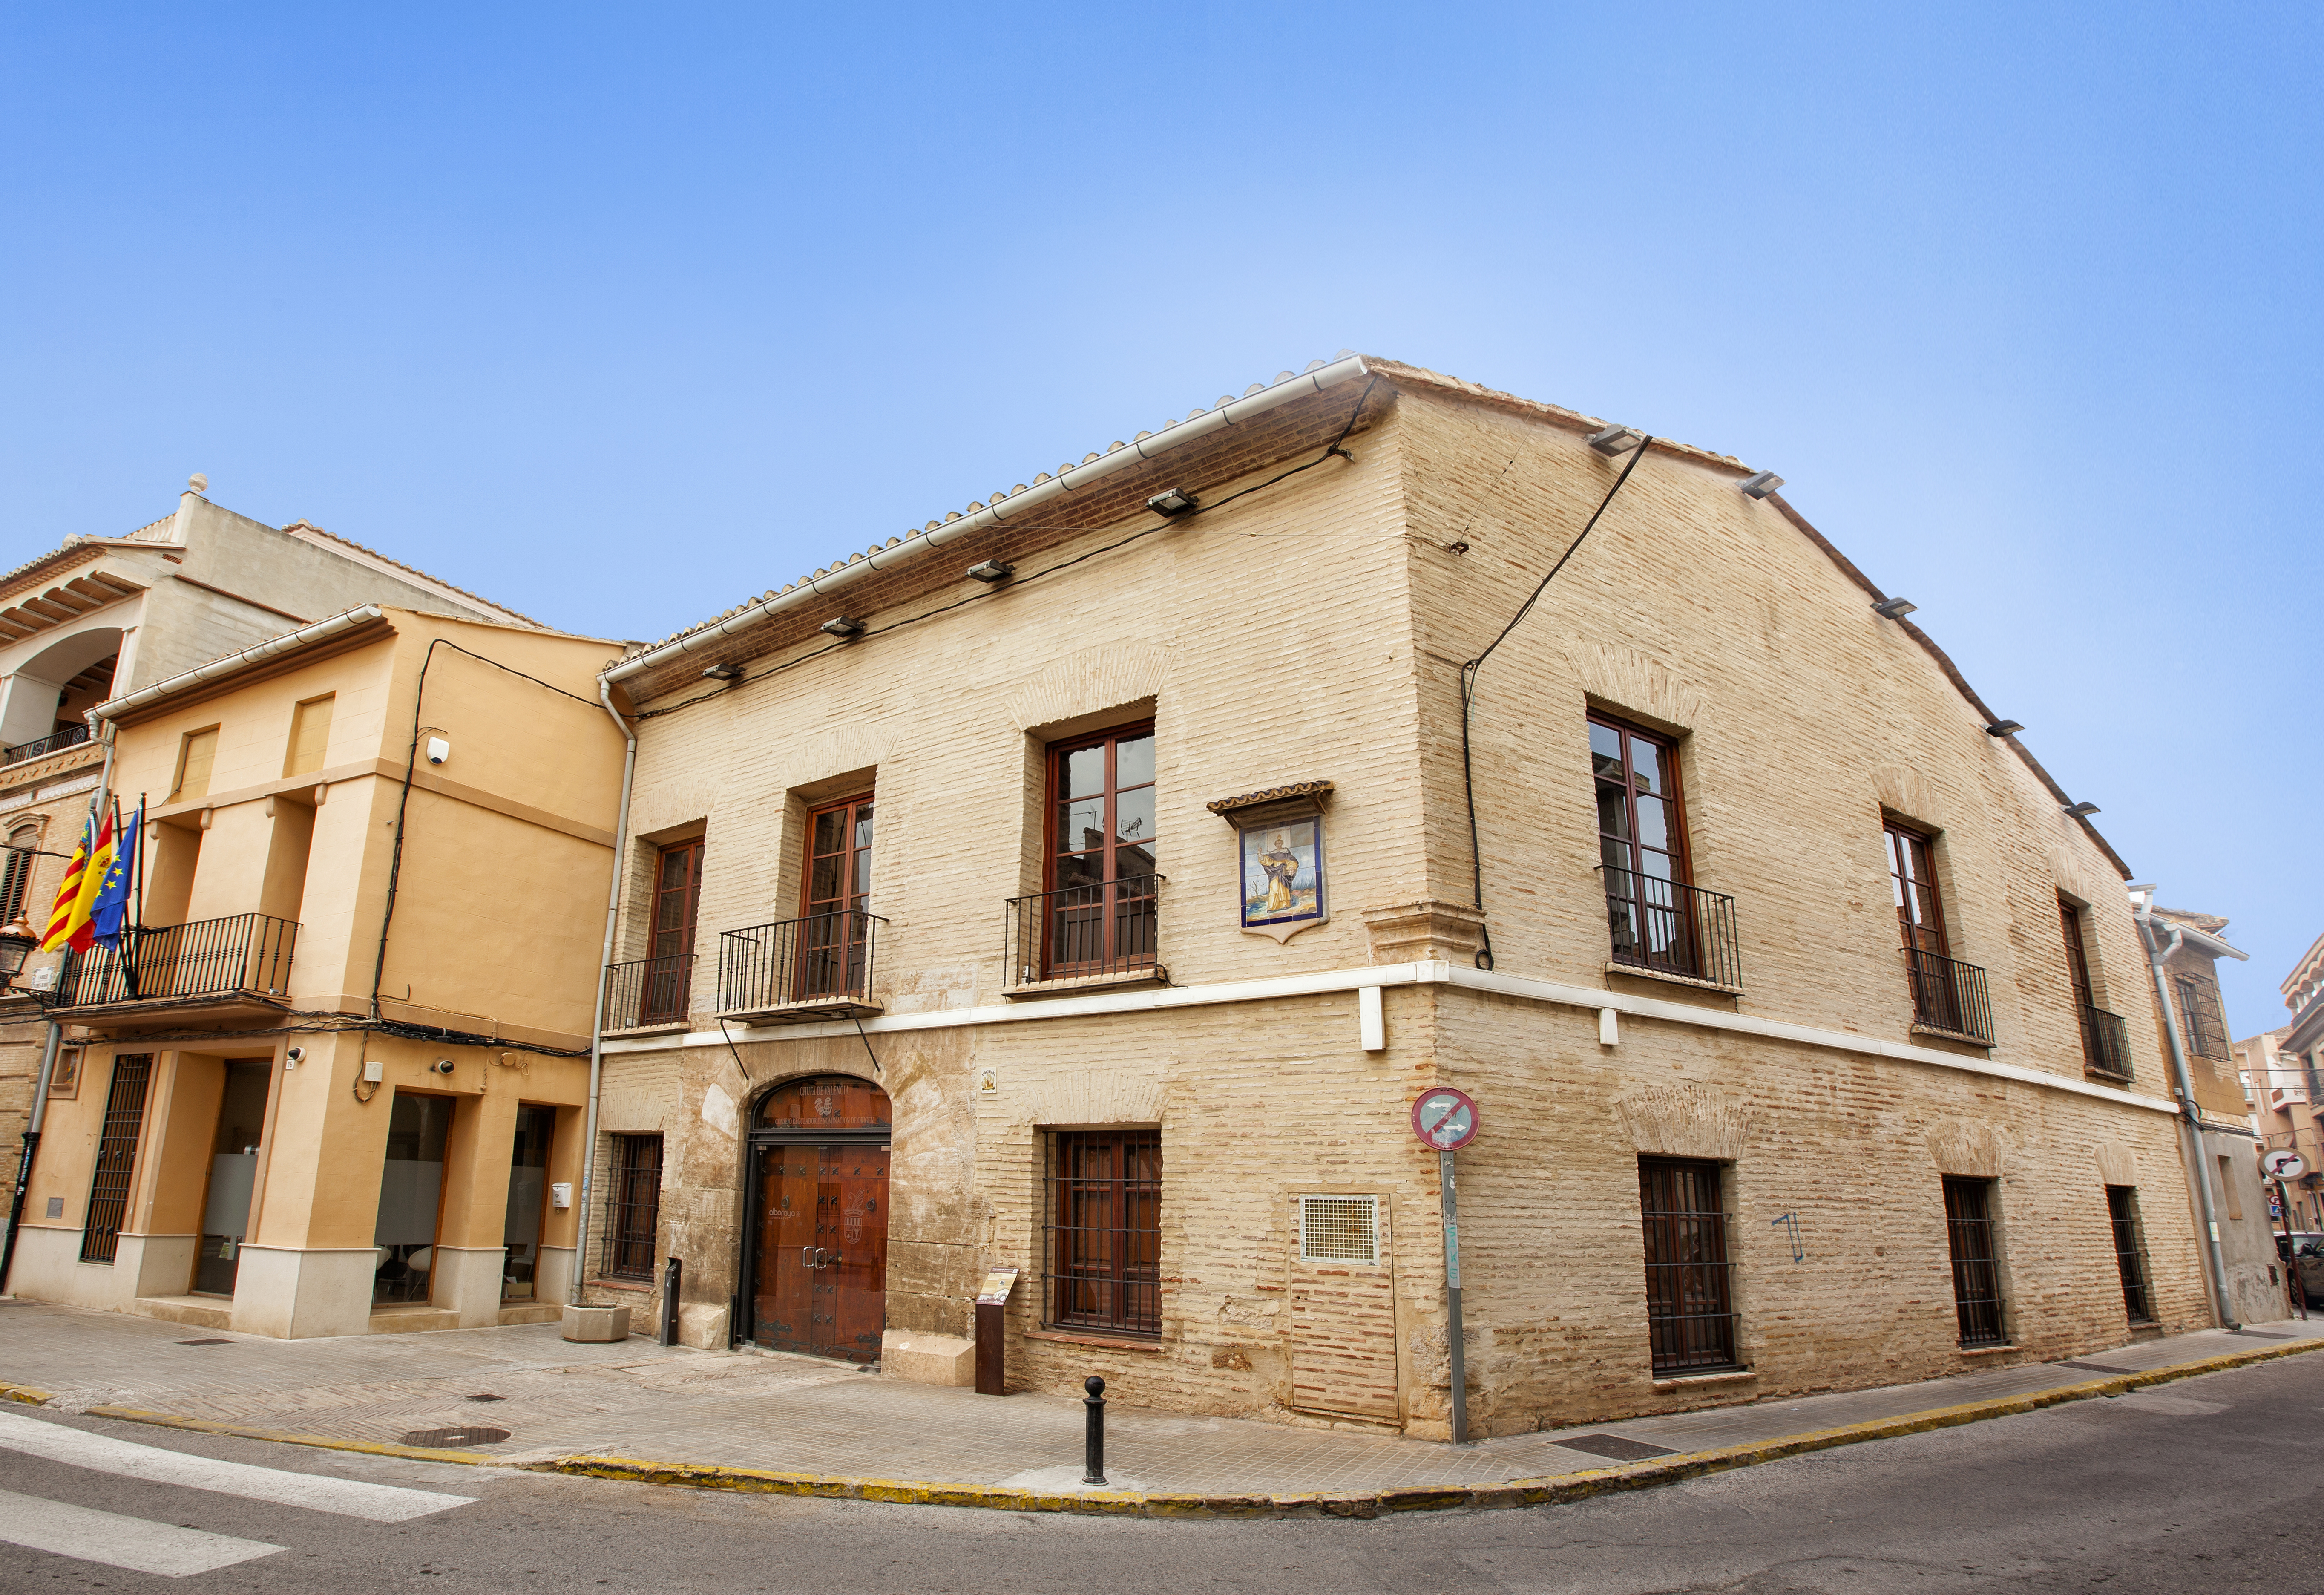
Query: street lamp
[[0, 921, 36, 986]]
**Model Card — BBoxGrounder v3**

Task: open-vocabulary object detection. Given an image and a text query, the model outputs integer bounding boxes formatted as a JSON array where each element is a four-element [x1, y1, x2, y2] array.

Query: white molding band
[[604, 958, 2178, 1115]]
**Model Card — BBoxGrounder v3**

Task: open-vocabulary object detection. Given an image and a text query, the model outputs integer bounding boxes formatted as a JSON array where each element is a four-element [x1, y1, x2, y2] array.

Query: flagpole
[[112, 796, 138, 1002]]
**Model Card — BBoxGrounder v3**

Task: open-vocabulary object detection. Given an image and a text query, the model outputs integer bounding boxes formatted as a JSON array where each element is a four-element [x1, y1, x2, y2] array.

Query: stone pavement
[[3, 1296, 2318, 1505]]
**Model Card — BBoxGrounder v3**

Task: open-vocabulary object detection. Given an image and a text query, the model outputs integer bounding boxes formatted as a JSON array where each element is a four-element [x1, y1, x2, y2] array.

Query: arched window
[[0, 826, 40, 923]]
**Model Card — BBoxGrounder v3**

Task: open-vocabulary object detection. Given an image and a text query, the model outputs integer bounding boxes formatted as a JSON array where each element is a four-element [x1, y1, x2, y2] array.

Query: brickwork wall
[[584, 371, 2203, 1435]]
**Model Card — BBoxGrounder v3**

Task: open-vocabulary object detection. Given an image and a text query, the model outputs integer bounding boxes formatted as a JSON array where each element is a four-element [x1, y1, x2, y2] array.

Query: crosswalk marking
[[0, 1487, 284, 1577], [0, 1409, 474, 1522]]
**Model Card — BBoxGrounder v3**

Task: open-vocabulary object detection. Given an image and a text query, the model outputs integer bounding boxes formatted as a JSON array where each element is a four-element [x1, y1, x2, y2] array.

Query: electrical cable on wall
[[1459, 438, 1654, 971], [629, 380, 1381, 723], [371, 638, 603, 1017]]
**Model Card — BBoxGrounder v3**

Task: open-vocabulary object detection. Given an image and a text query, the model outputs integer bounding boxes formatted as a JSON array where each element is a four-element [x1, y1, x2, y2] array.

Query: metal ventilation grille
[[1300, 1195, 1379, 1265]]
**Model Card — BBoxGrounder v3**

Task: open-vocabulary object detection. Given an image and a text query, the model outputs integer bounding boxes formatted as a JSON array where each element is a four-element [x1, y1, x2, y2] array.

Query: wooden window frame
[[1043, 1129, 1162, 1339], [1941, 1176, 2009, 1347], [1637, 1156, 1740, 1375], [1589, 713, 1707, 979], [0, 826, 38, 924], [1885, 818, 1948, 958], [640, 839, 702, 1023], [604, 1133, 664, 1281], [1039, 722, 1158, 978], [797, 794, 874, 1002], [2105, 1184, 2157, 1324]]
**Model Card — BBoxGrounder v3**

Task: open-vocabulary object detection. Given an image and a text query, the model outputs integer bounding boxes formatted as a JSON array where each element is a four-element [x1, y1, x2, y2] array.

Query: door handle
[[801, 1245, 823, 1269]]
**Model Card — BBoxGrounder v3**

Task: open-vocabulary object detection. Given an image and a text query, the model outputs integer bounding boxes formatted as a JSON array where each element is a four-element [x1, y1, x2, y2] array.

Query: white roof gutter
[[603, 354, 1373, 688], [91, 605, 388, 722]]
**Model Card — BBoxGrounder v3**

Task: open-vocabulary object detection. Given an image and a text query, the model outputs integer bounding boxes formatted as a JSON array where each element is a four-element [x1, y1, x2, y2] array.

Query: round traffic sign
[[2263, 1150, 2307, 1181], [1412, 1087, 1480, 1151]]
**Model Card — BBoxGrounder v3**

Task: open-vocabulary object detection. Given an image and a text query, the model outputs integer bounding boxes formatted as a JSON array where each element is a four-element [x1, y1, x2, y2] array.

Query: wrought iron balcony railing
[[57, 913, 299, 1008], [1596, 865, 1744, 989], [1904, 946, 1995, 1044], [3, 725, 91, 766], [603, 953, 695, 1030], [717, 910, 885, 1019], [1007, 874, 1161, 987], [2080, 1003, 2133, 1082]]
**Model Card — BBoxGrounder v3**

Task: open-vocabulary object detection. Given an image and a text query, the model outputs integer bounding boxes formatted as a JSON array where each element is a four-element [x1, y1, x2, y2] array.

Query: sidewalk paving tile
[[3, 1297, 2317, 1497]]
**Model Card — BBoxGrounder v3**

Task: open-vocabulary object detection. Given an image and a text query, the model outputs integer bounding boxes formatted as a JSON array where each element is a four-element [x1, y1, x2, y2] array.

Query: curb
[[7, 1336, 2318, 1519]]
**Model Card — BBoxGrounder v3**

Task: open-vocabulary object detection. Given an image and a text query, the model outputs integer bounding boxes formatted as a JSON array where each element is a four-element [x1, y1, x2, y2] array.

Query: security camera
[[425, 737, 450, 766], [430, 1058, 456, 1075], [283, 1046, 306, 1069]]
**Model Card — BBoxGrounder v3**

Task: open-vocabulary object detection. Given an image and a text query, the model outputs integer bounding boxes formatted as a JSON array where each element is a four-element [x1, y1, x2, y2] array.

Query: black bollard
[[659, 1255, 682, 1346], [1081, 1375, 1107, 1486]]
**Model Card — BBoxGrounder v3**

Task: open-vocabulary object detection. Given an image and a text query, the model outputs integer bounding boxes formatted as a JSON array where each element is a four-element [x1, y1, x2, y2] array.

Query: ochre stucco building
[[575, 355, 2206, 1438], [7, 605, 625, 1337], [0, 479, 544, 1208]]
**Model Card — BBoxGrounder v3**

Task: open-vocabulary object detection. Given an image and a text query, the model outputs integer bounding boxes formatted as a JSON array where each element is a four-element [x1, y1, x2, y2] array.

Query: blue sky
[[3, 4, 2316, 1032]]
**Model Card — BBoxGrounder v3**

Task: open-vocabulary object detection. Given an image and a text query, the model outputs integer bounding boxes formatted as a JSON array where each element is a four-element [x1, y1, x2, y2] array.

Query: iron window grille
[[1007, 875, 1161, 985], [1044, 1129, 1161, 1337], [718, 910, 885, 1011], [602, 1134, 664, 1281], [1638, 1157, 1741, 1374], [1597, 865, 1743, 988], [1903, 947, 1996, 1044], [2175, 976, 2230, 1062], [1942, 1176, 2009, 1347], [1299, 1195, 1379, 1265], [1, 725, 90, 767], [80, 1054, 154, 1264], [2080, 1005, 2134, 1082], [2105, 1185, 2155, 1323], [604, 955, 694, 1030], [58, 913, 298, 1008]]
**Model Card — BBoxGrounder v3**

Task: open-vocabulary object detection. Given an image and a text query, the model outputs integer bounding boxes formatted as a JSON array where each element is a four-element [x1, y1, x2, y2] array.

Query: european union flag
[[90, 799, 139, 950]]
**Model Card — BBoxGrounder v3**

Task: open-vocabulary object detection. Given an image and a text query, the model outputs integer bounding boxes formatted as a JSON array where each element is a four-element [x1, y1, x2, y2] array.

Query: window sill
[[604, 1020, 690, 1039], [720, 997, 883, 1026], [1023, 1327, 1165, 1353], [1910, 1022, 1995, 1049], [2083, 1068, 2135, 1087], [591, 1276, 655, 1293], [1604, 960, 1743, 997], [1957, 1342, 2019, 1356], [1651, 1368, 1755, 1389], [1004, 967, 1169, 1001]]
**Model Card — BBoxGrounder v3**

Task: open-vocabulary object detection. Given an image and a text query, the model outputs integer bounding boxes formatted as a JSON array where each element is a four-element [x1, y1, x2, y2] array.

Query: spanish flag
[[39, 804, 115, 954]]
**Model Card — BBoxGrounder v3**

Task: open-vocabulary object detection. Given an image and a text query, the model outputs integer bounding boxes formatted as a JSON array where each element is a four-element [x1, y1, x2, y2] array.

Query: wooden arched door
[[746, 1075, 890, 1363]]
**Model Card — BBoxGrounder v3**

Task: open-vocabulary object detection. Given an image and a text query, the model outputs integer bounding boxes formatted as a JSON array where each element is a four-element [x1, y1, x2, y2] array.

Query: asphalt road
[[3, 1353, 2320, 1593]]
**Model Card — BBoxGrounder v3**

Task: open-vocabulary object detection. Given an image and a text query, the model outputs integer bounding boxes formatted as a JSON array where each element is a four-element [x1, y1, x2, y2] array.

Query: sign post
[[2263, 1151, 2308, 1322], [974, 1266, 1019, 1394], [1411, 1087, 1479, 1445]]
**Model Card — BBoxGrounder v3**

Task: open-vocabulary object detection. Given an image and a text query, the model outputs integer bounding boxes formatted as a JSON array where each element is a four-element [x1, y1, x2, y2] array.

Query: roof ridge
[[279, 520, 543, 629]]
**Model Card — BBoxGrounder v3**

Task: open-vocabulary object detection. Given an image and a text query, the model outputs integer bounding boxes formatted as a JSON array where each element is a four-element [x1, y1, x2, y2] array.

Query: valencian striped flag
[[38, 803, 115, 954], [90, 798, 139, 950]]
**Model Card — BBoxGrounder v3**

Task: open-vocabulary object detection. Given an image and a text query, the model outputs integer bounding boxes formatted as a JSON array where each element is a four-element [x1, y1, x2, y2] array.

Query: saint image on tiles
[[1241, 817, 1323, 928]]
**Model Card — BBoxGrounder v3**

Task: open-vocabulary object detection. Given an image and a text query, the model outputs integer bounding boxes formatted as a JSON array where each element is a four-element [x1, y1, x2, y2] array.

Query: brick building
[[575, 355, 2208, 1438]]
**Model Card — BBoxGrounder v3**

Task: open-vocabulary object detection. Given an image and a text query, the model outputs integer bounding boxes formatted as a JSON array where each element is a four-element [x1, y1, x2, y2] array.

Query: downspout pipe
[[2134, 895, 2238, 1330], [570, 678, 638, 1307], [2, 725, 116, 1296], [601, 356, 1371, 691]]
